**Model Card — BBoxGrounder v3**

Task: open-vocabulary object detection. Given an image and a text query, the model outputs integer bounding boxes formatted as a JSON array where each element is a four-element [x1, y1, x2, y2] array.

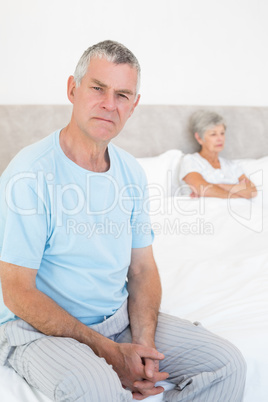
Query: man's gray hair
[[189, 110, 226, 139], [73, 40, 141, 96]]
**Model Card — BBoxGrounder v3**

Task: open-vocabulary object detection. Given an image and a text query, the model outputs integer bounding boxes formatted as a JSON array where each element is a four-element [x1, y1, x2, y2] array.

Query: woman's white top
[[178, 152, 243, 195]]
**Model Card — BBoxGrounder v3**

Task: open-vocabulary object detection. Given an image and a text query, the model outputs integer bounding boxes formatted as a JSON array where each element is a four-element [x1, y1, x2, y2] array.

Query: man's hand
[[132, 357, 168, 400], [125, 246, 169, 398], [104, 342, 169, 399]]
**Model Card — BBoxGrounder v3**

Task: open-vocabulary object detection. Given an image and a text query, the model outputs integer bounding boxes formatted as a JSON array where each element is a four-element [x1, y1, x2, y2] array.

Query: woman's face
[[195, 124, 225, 153]]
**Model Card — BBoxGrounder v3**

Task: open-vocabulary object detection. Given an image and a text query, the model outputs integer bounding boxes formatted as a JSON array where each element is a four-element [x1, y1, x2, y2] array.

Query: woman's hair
[[189, 110, 226, 139], [73, 40, 141, 97]]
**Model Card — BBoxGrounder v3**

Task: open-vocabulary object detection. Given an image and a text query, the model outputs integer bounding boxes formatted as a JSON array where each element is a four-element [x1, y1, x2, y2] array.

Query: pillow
[[137, 149, 184, 197]]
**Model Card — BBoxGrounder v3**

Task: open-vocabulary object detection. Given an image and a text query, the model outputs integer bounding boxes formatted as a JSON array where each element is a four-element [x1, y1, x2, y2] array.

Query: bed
[[0, 105, 268, 401]]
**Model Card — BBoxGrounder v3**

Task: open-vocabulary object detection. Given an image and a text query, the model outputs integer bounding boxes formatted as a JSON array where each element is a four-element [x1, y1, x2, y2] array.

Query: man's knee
[[211, 338, 247, 401], [227, 342, 247, 392], [55, 361, 132, 402]]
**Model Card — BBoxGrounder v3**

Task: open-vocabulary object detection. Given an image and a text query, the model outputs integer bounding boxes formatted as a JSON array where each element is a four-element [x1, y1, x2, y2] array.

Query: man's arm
[[127, 246, 168, 399], [0, 260, 167, 398], [0, 261, 113, 349], [128, 246, 161, 348]]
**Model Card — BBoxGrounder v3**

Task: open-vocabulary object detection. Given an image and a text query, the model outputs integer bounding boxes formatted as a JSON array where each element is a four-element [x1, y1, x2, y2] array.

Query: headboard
[[1, 105, 268, 175]]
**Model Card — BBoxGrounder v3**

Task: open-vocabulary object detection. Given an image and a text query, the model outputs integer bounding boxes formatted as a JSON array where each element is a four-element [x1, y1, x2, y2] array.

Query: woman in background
[[179, 110, 257, 198]]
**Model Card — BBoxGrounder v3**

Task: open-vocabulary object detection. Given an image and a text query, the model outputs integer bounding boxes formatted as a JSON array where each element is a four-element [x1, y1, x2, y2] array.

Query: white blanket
[[151, 196, 268, 402]]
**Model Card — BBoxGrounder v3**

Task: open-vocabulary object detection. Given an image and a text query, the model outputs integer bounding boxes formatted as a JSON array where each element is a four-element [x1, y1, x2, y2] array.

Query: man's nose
[[100, 91, 116, 111]]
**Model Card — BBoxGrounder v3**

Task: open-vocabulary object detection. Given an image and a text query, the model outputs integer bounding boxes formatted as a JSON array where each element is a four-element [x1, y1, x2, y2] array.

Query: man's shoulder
[[110, 143, 144, 172], [110, 142, 137, 161], [109, 143, 148, 186], [2, 131, 58, 177]]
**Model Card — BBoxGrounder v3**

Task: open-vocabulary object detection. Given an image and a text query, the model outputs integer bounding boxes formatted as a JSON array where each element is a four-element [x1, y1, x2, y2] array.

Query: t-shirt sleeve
[[179, 154, 203, 181], [0, 172, 48, 269], [130, 169, 154, 249]]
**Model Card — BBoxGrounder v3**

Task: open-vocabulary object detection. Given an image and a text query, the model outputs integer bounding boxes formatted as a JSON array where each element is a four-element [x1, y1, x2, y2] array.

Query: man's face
[[68, 57, 140, 144]]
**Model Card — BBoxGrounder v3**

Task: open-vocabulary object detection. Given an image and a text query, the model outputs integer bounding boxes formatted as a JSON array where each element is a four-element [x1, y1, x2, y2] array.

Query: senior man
[[0, 40, 246, 401]]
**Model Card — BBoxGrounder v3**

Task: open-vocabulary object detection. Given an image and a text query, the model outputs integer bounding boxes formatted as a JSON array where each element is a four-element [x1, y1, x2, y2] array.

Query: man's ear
[[129, 94, 141, 118], [67, 76, 76, 104], [194, 132, 203, 145]]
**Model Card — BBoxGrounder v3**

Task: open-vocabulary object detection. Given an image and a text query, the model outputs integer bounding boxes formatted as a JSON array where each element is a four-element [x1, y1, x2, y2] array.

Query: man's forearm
[[1, 275, 114, 357], [1, 259, 167, 396], [4, 275, 167, 394], [127, 263, 161, 346]]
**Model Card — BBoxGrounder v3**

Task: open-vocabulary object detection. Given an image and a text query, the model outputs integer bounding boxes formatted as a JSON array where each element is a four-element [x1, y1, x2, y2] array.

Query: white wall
[[1, 0, 267, 106]]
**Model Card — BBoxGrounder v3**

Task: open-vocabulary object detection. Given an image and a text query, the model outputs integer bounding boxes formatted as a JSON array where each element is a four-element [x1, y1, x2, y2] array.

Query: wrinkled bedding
[[151, 196, 268, 402]]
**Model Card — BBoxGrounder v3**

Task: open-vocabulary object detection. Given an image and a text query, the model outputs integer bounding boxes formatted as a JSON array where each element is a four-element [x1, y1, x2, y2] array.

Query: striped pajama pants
[[0, 301, 246, 402]]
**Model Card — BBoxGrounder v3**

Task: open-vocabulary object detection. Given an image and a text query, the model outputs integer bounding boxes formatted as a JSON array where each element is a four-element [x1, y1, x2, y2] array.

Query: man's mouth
[[93, 117, 114, 124]]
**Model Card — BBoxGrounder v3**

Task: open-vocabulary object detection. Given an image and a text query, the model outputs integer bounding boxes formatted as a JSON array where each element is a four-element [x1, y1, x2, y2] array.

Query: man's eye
[[119, 93, 128, 99]]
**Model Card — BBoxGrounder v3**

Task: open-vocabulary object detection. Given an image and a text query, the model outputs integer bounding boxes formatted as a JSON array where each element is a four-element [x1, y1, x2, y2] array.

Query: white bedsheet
[[1, 196, 267, 401], [151, 197, 268, 402]]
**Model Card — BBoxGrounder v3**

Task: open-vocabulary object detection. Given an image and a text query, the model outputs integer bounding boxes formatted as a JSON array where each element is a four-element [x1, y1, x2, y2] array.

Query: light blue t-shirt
[[0, 130, 154, 326]]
